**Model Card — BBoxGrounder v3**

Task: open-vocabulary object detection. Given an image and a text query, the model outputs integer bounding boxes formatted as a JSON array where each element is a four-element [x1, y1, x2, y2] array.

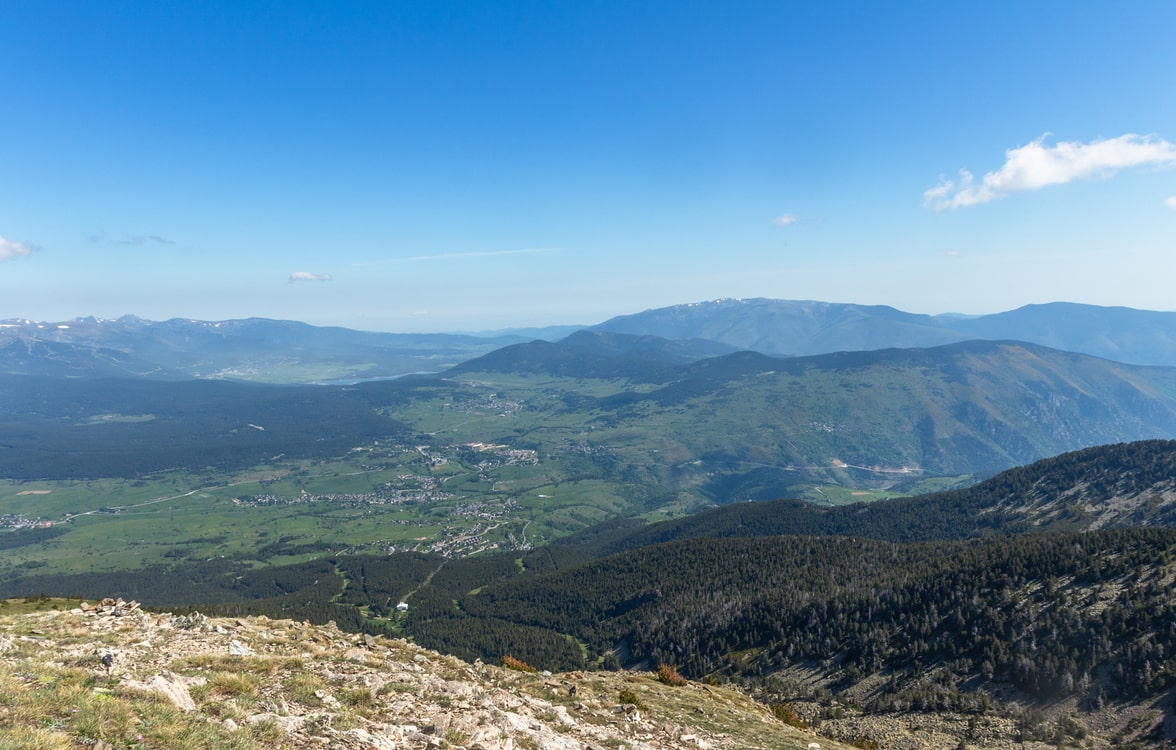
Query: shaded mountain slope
[[462, 528, 1176, 717]]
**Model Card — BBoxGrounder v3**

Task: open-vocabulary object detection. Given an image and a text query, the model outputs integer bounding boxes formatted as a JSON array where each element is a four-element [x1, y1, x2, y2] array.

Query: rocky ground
[[1, 598, 1166, 749], [0, 598, 850, 750]]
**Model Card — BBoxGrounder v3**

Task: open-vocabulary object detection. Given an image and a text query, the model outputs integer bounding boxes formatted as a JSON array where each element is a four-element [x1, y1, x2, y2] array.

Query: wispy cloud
[[772, 213, 798, 227], [122, 235, 175, 246], [924, 133, 1176, 210], [357, 247, 555, 266], [289, 271, 333, 283], [404, 247, 553, 262], [0, 235, 33, 260], [1165, 196, 1176, 209], [89, 232, 176, 246]]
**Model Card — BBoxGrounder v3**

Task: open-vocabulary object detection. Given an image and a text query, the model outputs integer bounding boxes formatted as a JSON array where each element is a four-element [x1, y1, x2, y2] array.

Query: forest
[[0, 375, 407, 479]]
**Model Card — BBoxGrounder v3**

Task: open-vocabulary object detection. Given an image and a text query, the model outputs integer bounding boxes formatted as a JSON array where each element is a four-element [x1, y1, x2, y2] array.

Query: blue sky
[[2, 2, 1175, 332]]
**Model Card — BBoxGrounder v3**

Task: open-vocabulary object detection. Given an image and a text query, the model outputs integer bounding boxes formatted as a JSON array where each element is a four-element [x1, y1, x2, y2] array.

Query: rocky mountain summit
[[0, 597, 853, 750]]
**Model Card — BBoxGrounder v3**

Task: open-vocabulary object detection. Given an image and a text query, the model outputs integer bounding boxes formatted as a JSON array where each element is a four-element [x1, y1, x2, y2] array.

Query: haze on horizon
[[2, 2, 1175, 334]]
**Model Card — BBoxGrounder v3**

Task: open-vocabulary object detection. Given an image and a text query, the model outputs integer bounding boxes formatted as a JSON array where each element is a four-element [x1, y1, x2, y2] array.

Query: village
[[232, 474, 454, 509], [230, 439, 544, 557], [0, 513, 53, 530]]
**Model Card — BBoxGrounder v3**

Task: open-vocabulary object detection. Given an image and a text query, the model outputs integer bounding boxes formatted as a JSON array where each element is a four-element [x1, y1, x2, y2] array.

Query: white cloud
[[772, 213, 798, 227], [0, 235, 33, 260], [289, 271, 333, 282], [924, 133, 1176, 210], [1165, 196, 1176, 209]]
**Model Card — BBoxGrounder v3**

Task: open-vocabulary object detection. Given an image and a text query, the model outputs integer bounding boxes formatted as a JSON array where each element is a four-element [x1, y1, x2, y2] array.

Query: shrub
[[656, 664, 688, 687], [502, 655, 537, 673], [770, 703, 808, 729], [617, 688, 646, 709]]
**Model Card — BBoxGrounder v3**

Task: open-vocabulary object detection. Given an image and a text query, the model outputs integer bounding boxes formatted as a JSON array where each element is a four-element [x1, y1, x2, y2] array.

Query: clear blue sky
[[3, 1, 1175, 332]]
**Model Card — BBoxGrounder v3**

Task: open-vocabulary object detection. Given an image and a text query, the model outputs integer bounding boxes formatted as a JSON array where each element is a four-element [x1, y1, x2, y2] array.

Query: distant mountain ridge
[[594, 299, 1176, 366], [5, 299, 1176, 383], [0, 315, 542, 383]]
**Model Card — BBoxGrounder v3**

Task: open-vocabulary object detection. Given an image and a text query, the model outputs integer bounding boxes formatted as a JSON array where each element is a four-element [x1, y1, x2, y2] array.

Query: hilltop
[[0, 597, 851, 750]]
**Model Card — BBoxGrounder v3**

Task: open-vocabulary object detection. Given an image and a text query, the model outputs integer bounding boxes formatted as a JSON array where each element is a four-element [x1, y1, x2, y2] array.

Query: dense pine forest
[[0, 375, 407, 479], [463, 529, 1176, 707]]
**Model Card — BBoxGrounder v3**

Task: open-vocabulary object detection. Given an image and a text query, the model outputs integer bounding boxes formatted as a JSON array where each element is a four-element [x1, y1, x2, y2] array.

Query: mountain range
[[5, 299, 1176, 382], [593, 299, 1176, 366], [0, 315, 539, 383]]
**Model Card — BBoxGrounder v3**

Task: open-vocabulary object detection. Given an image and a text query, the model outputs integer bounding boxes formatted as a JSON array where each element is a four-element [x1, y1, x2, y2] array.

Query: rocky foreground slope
[[0, 598, 853, 750], [3, 597, 1162, 749]]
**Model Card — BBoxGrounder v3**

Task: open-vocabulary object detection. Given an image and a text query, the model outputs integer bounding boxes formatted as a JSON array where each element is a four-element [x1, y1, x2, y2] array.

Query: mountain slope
[[950, 301, 1176, 365], [572, 340, 1176, 489], [446, 329, 736, 381], [594, 298, 1176, 366], [0, 598, 849, 750], [460, 528, 1176, 736]]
